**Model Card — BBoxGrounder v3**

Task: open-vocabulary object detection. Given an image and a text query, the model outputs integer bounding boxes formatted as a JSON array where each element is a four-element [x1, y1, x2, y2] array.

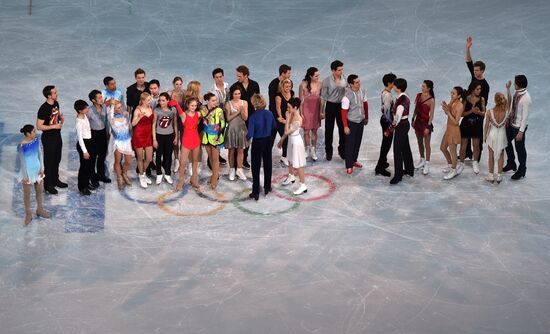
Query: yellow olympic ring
[[157, 189, 226, 217]]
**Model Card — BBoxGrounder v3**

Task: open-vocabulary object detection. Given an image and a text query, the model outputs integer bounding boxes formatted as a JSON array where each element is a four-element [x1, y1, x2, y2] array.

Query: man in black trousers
[[465, 36, 489, 162], [375, 73, 396, 177], [231, 65, 260, 169], [247, 94, 276, 201], [390, 78, 414, 185], [36, 85, 67, 194], [268, 64, 292, 158], [321, 60, 347, 161], [87, 89, 111, 186], [504, 75, 531, 180]]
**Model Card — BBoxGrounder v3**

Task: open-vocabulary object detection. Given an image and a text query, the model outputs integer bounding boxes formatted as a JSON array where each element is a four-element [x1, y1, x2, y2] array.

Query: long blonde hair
[[493, 92, 507, 114], [139, 92, 151, 106], [184, 81, 201, 101]]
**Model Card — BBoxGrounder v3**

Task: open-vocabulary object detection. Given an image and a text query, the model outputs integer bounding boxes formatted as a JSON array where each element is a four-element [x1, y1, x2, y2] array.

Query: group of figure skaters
[[17, 37, 531, 224]]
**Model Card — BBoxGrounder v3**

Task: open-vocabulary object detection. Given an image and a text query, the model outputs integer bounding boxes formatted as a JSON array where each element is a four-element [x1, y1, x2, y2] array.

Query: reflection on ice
[[1, 0, 550, 333]]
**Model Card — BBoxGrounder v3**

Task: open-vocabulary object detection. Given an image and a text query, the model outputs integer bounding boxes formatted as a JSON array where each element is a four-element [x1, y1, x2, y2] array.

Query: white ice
[[1, 0, 550, 333]]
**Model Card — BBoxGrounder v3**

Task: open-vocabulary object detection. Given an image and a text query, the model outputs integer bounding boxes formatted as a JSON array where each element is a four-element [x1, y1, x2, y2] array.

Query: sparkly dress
[[108, 107, 133, 155], [132, 112, 153, 149], [224, 100, 248, 149], [17, 137, 43, 183], [460, 97, 484, 138]]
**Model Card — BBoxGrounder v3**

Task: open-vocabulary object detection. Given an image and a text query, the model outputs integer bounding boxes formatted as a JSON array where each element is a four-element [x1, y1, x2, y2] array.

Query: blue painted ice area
[[1, 0, 549, 333]]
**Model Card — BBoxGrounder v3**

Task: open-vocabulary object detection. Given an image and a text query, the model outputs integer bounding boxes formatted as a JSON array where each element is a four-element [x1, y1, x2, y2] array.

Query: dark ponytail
[[424, 80, 435, 99], [453, 86, 467, 101], [20, 124, 34, 135], [288, 97, 301, 109], [203, 92, 216, 102]]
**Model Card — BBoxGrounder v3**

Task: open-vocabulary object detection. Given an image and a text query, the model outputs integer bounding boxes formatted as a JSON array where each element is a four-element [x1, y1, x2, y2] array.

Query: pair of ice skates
[[281, 174, 307, 195]]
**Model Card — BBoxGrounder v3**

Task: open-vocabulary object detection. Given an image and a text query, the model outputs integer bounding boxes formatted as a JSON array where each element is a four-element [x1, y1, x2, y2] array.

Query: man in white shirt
[[375, 73, 396, 177], [210, 68, 230, 108], [74, 99, 94, 196], [504, 75, 531, 180]]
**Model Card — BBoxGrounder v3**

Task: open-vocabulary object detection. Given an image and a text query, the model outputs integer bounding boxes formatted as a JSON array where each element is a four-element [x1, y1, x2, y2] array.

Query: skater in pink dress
[[299, 67, 323, 161]]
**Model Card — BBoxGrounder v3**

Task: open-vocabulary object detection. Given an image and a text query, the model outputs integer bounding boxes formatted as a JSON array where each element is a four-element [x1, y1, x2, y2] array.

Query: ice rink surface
[[1, 0, 550, 333]]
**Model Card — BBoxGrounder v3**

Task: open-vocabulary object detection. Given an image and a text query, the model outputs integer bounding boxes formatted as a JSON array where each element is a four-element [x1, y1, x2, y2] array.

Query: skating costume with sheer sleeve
[[17, 137, 43, 184], [108, 107, 133, 155], [201, 106, 225, 147]]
